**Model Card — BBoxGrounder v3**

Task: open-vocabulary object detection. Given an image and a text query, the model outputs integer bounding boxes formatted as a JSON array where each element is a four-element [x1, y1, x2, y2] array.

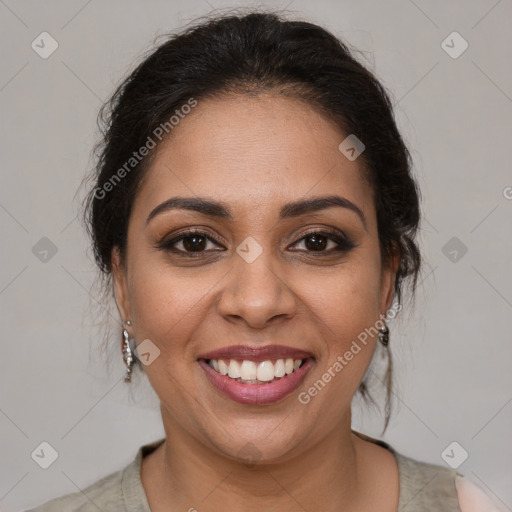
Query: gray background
[[1, 0, 511, 510]]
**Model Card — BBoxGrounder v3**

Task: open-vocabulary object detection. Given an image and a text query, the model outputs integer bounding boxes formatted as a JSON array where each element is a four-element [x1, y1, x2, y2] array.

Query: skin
[[112, 93, 400, 511]]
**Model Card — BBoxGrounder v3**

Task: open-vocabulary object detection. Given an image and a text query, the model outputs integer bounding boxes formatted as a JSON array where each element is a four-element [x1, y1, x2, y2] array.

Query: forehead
[[134, 94, 374, 220]]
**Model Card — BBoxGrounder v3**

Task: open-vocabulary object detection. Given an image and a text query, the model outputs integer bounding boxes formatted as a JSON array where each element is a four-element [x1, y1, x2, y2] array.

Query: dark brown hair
[[82, 10, 421, 432]]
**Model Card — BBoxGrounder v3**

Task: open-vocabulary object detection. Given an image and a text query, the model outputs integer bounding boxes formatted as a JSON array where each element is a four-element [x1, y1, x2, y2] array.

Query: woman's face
[[112, 93, 397, 463]]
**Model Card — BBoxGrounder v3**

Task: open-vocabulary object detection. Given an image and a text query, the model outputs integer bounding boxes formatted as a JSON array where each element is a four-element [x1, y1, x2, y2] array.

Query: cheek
[[127, 255, 213, 361], [285, 257, 384, 439], [305, 252, 383, 344]]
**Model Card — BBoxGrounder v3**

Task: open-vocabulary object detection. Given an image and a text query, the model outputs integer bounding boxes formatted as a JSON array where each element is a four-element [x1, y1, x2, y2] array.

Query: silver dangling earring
[[122, 320, 135, 382], [378, 324, 390, 347]]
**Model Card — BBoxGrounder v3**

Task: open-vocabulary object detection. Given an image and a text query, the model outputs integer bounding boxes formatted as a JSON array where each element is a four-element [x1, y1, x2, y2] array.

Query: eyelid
[[292, 226, 348, 242], [156, 228, 225, 250], [288, 227, 356, 251], [156, 226, 356, 256]]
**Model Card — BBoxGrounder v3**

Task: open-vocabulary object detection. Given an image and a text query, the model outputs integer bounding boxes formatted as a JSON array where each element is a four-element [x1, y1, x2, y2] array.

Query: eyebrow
[[146, 195, 367, 230]]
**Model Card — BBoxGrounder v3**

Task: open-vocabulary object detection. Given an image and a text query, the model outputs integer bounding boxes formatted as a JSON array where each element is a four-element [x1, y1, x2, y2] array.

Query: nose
[[216, 248, 297, 330]]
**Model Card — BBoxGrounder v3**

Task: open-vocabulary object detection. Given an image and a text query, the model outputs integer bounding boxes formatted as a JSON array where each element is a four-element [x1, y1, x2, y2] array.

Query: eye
[[157, 228, 356, 257], [157, 230, 224, 256], [289, 230, 356, 253]]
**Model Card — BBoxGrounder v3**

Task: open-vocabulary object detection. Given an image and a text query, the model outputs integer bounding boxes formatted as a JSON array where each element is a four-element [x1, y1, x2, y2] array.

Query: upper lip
[[197, 344, 314, 362]]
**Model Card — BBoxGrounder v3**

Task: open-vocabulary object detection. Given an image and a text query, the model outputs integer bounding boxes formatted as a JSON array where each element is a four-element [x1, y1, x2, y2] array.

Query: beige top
[[25, 433, 490, 511]]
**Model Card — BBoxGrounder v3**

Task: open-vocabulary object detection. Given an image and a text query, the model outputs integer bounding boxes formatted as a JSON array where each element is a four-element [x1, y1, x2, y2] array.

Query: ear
[[379, 244, 400, 315], [111, 246, 131, 322]]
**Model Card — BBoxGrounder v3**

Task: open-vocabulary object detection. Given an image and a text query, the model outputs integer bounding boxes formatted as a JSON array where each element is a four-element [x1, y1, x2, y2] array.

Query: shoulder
[[24, 467, 125, 512], [23, 438, 165, 512], [393, 450, 504, 512], [353, 431, 465, 511], [393, 450, 463, 511]]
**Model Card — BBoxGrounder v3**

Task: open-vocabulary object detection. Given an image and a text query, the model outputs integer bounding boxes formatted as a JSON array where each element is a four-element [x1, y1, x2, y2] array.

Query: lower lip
[[198, 358, 314, 405]]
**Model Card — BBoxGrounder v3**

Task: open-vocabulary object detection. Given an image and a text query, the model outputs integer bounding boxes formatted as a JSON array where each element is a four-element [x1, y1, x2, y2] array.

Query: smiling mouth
[[203, 357, 311, 384]]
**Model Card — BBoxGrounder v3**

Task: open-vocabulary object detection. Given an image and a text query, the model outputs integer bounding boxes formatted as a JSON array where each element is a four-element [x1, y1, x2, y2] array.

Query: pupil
[[305, 234, 327, 251], [184, 235, 206, 251]]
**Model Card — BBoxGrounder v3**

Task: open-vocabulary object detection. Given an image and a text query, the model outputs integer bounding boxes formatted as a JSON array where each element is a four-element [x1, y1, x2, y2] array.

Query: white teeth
[[207, 357, 308, 382], [256, 360, 275, 382], [218, 359, 228, 375], [228, 360, 241, 379], [274, 359, 285, 378], [240, 360, 257, 380]]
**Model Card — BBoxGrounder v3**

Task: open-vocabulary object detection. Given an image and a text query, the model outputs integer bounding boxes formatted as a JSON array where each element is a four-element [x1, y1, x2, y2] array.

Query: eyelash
[[156, 228, 357, 257]]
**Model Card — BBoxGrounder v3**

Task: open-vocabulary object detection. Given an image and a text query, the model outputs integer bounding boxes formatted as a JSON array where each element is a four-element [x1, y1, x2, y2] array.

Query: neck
[[142, 406, 370, 512]]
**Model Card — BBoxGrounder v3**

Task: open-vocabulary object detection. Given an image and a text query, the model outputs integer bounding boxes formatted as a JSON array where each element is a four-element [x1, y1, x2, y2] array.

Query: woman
[[27, 10, 502, 512]]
